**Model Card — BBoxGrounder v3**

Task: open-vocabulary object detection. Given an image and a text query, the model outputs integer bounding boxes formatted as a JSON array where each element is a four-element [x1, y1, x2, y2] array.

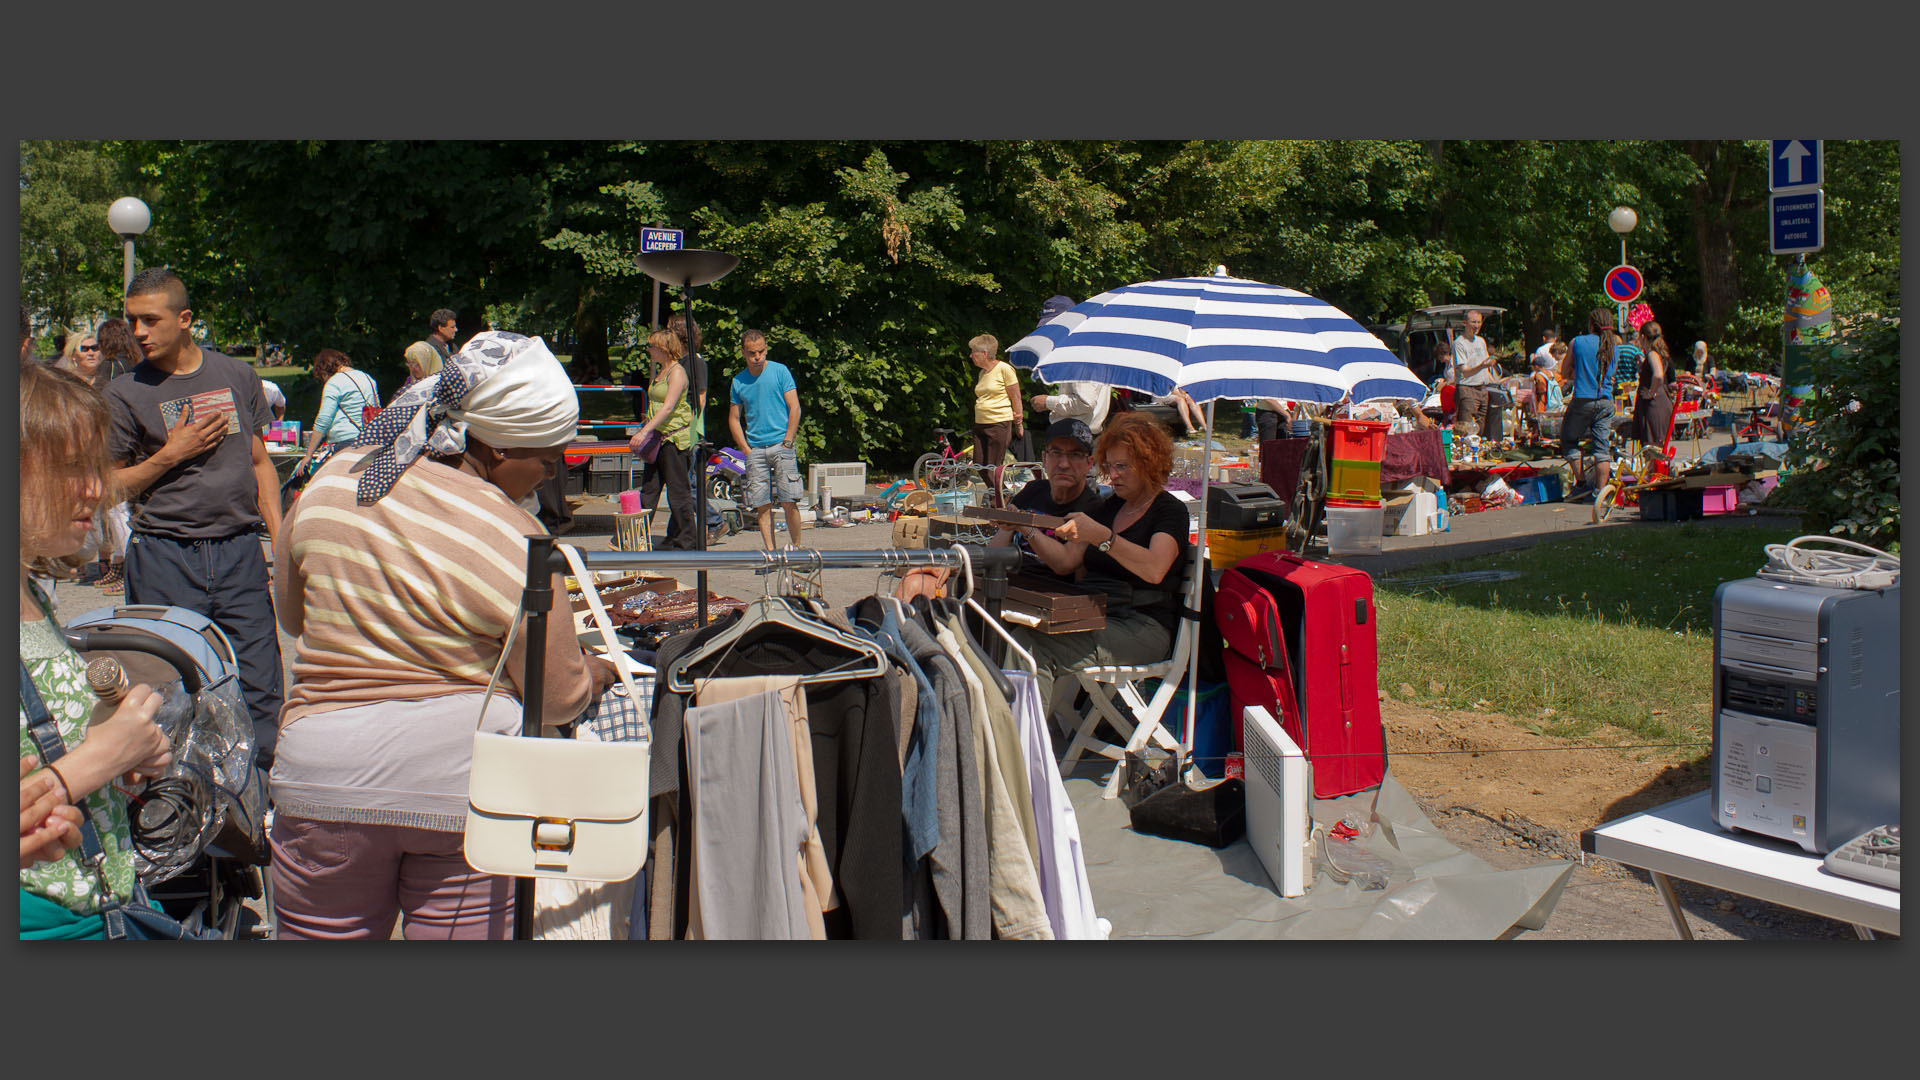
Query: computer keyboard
[[1822, 825, 1900, 890]]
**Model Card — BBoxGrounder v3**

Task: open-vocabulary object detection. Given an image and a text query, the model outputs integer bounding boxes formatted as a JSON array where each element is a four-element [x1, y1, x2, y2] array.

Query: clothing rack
[[509, 537, 1019, 939]]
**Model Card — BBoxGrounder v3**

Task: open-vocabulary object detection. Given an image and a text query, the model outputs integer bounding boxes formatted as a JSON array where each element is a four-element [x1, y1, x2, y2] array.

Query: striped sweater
[[274, 447, 591, 728]]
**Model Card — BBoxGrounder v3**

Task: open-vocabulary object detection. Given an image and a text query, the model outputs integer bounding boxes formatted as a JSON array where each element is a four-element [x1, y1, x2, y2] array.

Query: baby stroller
[[64, 604, 273, 940]]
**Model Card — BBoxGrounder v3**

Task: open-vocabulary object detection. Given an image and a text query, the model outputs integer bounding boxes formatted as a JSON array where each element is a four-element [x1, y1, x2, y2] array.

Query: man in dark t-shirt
[[426, 308, 458, 362], [990, 417, 1102, 581], [105, 268, 285, 768]]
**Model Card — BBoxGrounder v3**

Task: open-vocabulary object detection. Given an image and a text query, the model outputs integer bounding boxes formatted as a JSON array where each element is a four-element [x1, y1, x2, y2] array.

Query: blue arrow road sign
[[1771, 140, 1822, 191], [1603, 264, 1644, 304], [640, 227, 684, 253], [1770, 190, 1824, 255]]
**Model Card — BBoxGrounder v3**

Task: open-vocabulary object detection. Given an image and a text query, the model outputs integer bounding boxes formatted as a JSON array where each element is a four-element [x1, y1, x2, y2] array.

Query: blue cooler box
[[1164, 681, 1233, 779], [1510, 474, 1563, 504]]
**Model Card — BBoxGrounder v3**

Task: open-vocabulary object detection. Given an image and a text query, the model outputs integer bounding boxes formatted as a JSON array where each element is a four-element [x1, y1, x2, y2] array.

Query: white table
[[1581, 791, 1899, 939]]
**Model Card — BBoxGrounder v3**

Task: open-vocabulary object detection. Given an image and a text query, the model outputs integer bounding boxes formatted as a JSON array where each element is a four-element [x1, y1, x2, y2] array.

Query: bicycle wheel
[[1286, 430, 1327, 554], [912, 452, 943, 491], [1592, 483, 1617, 523], [924, 461, 968, 496]]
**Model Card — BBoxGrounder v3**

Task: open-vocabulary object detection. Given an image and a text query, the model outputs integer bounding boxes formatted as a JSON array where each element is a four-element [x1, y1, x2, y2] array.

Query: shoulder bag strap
[[338, 371, 378, 437], [474, 597, 526, 733], [20, 659, 133, 938], [560, 544, 646, 728]]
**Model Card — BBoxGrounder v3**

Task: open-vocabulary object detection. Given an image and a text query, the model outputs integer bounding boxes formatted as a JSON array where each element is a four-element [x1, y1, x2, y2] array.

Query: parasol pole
[[1183, 398, 1214, 776]]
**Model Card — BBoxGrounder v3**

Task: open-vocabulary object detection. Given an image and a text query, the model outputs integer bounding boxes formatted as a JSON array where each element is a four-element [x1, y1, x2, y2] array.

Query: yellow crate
[[1329, 458, 1382, 501], [1205, 526, 1289, 569]]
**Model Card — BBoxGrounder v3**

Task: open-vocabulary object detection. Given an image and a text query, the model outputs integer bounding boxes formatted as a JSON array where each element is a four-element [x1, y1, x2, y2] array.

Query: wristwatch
[[1097, 537, 1114, 553], [782, 438, 793, 448]]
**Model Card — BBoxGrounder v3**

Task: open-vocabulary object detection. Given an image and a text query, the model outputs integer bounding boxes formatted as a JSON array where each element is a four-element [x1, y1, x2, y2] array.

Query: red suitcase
[[1227, 551, 1387, 798], [1223, 649, 1301, 754], [1216, 567, 1286, 667]]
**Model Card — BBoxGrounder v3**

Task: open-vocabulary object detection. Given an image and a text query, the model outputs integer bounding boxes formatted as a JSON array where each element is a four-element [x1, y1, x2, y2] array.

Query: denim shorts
[[1560, 396, 1614, 462], [745, 445, 803, 508]]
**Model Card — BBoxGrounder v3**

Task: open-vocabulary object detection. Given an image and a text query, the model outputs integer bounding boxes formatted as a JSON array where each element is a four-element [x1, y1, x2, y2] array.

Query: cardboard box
[[892, 516, 929, 549], [1379, 493, 1429, 537]]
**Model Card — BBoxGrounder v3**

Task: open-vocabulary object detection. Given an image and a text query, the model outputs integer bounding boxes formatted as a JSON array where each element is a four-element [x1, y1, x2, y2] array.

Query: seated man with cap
[[989, 417, 1104, 581]]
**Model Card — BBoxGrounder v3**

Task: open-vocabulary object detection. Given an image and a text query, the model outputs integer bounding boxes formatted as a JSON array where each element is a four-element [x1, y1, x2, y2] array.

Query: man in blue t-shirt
[[727, 329, 805, 550], [1560, 307, 1619, 497]]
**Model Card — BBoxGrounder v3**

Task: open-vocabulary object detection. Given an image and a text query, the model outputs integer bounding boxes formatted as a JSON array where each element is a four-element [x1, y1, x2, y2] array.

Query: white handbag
[[463, 545, 652, 883]]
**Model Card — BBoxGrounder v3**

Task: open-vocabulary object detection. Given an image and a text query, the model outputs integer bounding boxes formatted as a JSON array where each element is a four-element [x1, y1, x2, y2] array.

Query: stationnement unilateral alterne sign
[[1603, 264, 1644, 305]]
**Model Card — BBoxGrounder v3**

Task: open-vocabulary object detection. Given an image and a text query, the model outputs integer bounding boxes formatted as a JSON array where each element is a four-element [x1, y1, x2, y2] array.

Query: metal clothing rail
[[508, 537, 1018, 939]]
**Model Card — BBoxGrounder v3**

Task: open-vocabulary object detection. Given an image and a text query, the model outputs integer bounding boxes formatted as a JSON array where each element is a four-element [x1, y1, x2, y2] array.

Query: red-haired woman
[[1011, 412, 1193, 712]]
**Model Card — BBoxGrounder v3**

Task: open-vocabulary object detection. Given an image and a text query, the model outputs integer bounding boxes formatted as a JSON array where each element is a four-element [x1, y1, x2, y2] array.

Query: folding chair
[[1058, 557, 1201, 799]]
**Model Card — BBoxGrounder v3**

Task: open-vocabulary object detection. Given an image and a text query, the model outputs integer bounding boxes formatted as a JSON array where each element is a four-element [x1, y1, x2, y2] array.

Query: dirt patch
[[1379, 693, 1706, 845], [1377, 693, 1869, 939]]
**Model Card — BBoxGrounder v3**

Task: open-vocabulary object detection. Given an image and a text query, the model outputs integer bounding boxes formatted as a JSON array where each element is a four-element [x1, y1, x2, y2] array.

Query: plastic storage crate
[[1509, 474, 1563, 504], [1330, 418, 1389, 462], [1638, 486, 1704, 522], [1328, 458, 1382, 502], [1325, 500, 1384, 555], [1701, 484, 1738, 515], [1206, 526, 1290, 570]]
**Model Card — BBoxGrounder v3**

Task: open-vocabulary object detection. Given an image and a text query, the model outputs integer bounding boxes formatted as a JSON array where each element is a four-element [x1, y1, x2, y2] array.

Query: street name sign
[[640, 227, 684, 253], [1603, 264, 1644, 305], [1770, 190, 1824, 255], [1770, 140, 1822, 192]]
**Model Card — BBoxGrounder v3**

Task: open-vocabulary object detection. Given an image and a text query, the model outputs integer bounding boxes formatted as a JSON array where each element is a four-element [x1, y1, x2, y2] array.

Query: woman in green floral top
[[18, 362, 173, 940]]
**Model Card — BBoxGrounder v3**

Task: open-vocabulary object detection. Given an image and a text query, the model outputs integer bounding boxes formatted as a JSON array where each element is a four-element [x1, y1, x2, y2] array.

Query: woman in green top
[[629, 327, 699, 550], [17, 362, 173, 939]]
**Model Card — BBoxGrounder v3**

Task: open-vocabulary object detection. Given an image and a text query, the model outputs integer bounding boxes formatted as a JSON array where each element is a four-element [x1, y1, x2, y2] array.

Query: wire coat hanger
[[667, 556, 889, 693]]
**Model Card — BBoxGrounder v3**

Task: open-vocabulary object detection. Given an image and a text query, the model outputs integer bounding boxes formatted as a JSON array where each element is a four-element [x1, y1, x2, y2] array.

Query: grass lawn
[[1373, 520, 1804, 756]]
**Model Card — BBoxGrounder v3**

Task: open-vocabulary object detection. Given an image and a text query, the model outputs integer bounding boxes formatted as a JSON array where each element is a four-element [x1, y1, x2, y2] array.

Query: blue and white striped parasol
[[1009, 273, 1425, 406]]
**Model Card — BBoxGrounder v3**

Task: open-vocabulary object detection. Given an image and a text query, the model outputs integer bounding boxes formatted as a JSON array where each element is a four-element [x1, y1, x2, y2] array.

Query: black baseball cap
[[1044, 417, 1095, 453]]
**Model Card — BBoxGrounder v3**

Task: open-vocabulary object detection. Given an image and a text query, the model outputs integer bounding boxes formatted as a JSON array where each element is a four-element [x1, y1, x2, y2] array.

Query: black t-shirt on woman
[[1079, 489, 1191, 631]]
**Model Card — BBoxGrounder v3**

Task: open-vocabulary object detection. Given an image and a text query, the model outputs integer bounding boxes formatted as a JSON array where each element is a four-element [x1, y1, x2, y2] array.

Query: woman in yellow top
[[630, 328, 699, 550], [969, 334, 1024, 503]]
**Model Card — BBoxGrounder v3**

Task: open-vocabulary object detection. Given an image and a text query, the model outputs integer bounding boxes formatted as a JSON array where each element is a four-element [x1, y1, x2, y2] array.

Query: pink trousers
[[270, 815, 514, 940]]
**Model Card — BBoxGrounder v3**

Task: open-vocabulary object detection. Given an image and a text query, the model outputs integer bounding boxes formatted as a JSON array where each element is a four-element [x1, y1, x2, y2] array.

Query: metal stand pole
[[513, 533, 556, 941], [122, 239, 136, 298]]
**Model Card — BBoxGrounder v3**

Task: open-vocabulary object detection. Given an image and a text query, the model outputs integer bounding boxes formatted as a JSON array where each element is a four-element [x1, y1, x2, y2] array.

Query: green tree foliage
[[18, 140, 137, 335], [1771, 318, 1901, 554], [43, 139, 1896, 473]]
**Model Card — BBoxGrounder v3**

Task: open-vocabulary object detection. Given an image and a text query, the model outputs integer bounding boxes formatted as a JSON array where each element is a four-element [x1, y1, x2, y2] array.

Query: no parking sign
[[1603, 265, 1644, 305]]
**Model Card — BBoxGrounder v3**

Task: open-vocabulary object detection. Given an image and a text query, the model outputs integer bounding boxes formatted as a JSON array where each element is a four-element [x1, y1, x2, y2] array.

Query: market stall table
[[1580, 791, 1898, 939]]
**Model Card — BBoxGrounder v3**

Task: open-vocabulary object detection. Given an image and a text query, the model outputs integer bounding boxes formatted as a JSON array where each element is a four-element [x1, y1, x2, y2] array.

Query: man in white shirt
[[1026, 295, 1113, 434], [1449, 308, 1497, 439], [1531, 327, 1558, 368]]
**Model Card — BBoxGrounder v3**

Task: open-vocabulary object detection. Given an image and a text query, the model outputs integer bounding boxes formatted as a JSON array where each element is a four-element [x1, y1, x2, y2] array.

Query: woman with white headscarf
[[269, 331, 617, 940]]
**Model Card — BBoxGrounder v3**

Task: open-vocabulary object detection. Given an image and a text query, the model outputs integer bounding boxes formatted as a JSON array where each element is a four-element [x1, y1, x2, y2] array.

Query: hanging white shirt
[[1007, 670, 1104, 940]]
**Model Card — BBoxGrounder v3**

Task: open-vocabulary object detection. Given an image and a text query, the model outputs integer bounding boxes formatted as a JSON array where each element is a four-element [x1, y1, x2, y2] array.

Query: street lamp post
[[107, 197, 151, 299], [1608, 205, 1637, 331]]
